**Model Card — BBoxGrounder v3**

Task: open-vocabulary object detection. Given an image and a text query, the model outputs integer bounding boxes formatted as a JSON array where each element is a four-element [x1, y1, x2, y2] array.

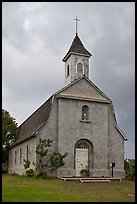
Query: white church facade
[[8, 32, 127, 178]]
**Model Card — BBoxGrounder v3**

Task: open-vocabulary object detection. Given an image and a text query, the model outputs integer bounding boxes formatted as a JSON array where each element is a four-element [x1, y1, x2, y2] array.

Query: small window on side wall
[[20, 148, 22, 164], [66, 65, 70, 77], [15, 150, 17, 164], [26, 145, 29, 160], [82, 105, 89, 120]]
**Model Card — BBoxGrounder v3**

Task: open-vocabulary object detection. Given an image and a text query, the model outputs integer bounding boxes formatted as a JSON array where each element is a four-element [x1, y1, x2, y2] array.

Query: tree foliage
[[23, 159, 31, 170], [23, 159, 35, 177], [49, 152, 68, 173], [35, 138, 53, 175], [36, 138, 52, 157], [124, 158, 135, 180], [2, 109, 18, 163], [34, 138, 67, 178]]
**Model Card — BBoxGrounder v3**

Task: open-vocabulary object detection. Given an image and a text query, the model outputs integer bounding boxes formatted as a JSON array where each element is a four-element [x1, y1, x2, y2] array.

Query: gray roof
[[11, 96, 53, 147], [62, 34, 92, 62]]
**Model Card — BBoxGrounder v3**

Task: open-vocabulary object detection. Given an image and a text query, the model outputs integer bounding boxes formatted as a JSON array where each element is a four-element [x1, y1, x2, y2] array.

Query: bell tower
[[62, 17, 92, 86]]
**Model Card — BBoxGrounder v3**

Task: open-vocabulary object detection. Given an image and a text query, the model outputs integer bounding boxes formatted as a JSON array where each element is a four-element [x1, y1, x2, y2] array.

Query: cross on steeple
[[74, 17, 80, 35]]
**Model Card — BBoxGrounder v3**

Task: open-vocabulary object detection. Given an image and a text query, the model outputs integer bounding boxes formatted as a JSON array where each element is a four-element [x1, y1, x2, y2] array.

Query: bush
[[23, 159, 30, 169], [80, 168, 90, 177], [25, 168, 34, 177], [36, 171, 48, 179]]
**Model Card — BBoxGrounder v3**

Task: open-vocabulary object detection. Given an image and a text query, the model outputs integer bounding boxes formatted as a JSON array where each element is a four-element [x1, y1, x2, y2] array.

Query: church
[[8, 24, 127, 178]]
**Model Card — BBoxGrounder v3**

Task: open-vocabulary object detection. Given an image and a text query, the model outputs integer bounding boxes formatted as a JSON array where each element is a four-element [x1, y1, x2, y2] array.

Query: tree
[[124, 158, 135, 180], [49, 152, 68, 173], [2, 109, 18, 163], [35, 138, 53, 176], [34, 138, 67, 178]]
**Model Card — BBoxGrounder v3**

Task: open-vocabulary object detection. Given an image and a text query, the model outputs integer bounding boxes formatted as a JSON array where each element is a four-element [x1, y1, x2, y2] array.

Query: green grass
[[2, 174, 135, 202]]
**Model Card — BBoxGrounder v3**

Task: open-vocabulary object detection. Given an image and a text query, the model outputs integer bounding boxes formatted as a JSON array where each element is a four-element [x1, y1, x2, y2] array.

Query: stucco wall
[[108, 104, 125, 177], [8, 137, 36, 175], [57, 97, 109, 177], [37, 97, 58, 153]]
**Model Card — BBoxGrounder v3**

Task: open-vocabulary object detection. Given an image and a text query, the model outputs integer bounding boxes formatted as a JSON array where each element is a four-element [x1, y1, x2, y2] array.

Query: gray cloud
[[2, 2, 135, 159]]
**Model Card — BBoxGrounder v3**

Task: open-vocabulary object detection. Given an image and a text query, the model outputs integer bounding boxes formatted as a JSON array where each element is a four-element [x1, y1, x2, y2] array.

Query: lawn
[[2, 174, 135, 202]]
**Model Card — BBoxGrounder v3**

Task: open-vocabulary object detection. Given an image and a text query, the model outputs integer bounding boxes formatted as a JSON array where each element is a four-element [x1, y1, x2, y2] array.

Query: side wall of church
[[8, 137, 36, 175], [108, 104, 125, 178], [36, 96, 58, 153], [57, 96, 109, 177], [8, 97, 58, 175]]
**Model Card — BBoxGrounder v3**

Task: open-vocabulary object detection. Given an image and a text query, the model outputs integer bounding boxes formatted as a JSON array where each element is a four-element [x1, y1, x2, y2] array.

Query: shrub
[[25, 168, 35, 177], [37, 171, 48, 179], [80, 168, 90, 177], [23, 159, 30, 169]]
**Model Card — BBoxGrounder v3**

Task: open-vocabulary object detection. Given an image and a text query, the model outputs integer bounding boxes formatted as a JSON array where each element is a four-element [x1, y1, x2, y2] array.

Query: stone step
[[80, 179, 110, 183], [80, 177, 121, 181], [60, 177, 121, 182]]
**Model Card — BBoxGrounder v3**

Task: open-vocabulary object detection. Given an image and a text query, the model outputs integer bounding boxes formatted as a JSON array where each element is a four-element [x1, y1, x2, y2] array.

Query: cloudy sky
[[2, 2, 135, 159]]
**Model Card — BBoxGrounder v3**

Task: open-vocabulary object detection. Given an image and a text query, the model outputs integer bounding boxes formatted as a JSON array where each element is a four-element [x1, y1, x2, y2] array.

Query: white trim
[[63, 52, 91, 62], [57, 95, 110, 103], [110, 103, 127, 140], [116, 125, 127, 140]]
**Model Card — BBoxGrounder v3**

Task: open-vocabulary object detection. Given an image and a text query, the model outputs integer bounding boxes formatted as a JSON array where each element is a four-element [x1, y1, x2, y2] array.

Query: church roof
[[62, 34, 92, 62], [11, 96, 53, 147]]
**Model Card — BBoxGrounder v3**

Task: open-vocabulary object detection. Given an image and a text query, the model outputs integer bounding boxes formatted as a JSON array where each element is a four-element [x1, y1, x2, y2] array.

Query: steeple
[[62, 23, 92, 85], [62, 33, 92, 62]]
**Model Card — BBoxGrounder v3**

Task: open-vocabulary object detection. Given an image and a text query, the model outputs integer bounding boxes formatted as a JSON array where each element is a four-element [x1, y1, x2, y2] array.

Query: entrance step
[[80, 179, 110, 183], [59, 177, 121, 182]]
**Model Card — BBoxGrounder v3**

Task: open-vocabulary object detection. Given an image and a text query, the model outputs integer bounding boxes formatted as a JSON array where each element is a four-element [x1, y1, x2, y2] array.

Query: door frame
[[74, 139, 94, 176]]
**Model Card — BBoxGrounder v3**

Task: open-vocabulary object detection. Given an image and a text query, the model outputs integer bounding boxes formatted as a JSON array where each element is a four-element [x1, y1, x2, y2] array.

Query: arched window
[[66, 64, 70, 77], [82, 105, 89, 120], [77, 62, 83, 77], [26, 145, 29, 160]]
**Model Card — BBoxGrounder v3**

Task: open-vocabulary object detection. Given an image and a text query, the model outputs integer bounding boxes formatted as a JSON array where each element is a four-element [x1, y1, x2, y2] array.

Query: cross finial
[[74, 17, 80, 35]]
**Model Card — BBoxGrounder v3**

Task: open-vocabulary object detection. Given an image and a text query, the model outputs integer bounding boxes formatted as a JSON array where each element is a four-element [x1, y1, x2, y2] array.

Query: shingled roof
[[62, 33, 92, 62], [11, 96, 53, 147]]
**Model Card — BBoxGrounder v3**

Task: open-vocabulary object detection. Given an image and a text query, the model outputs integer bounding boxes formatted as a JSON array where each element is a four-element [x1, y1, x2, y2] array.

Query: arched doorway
[[74, 139, 93, 177]]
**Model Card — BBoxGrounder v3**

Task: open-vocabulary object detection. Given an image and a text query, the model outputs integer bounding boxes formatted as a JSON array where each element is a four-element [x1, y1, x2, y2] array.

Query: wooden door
[[76, 148, 88, 176]]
